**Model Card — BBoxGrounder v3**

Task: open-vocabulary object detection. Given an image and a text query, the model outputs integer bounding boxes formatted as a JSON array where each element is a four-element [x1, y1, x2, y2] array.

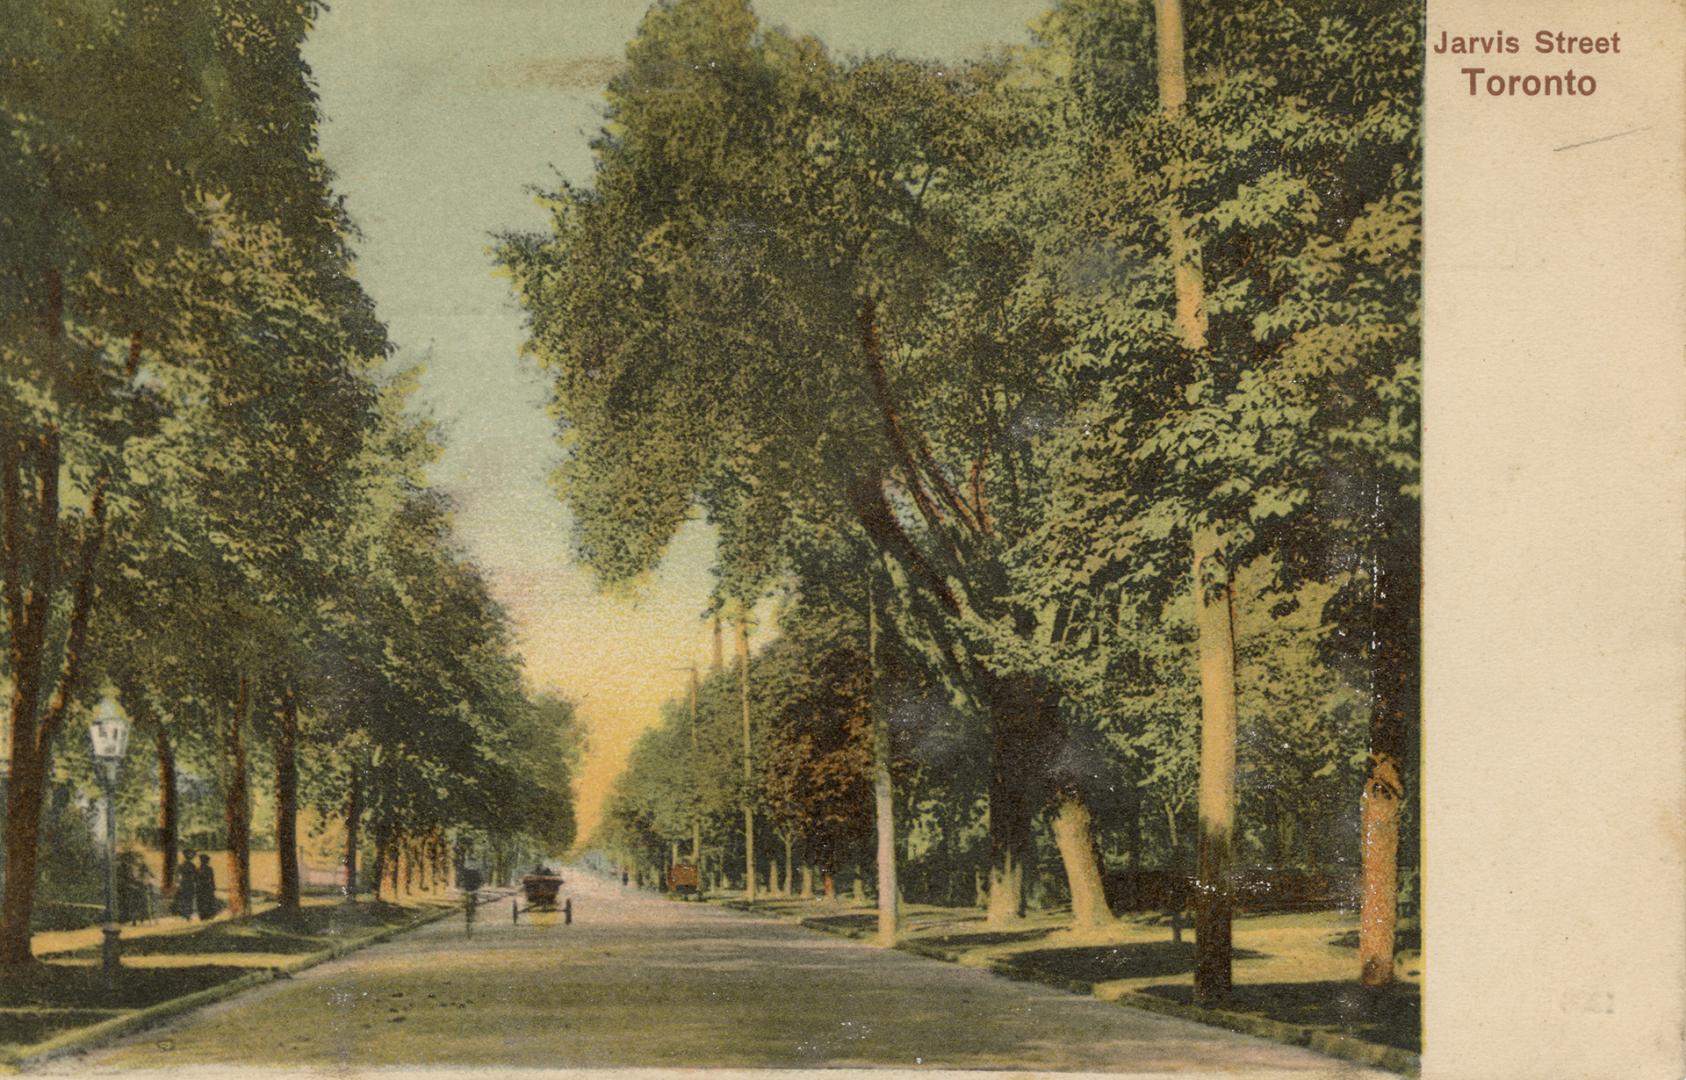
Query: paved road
[[49, 872, 1384, 1077]]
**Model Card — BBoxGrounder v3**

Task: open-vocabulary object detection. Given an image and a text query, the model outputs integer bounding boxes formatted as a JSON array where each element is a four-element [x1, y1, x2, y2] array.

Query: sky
[[303, 0, 1049, 846]]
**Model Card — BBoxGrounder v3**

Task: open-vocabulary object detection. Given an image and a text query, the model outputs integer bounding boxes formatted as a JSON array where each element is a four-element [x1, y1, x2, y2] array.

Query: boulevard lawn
[[0, 896, 451, 1061], [716, 894, 1422, 1057]]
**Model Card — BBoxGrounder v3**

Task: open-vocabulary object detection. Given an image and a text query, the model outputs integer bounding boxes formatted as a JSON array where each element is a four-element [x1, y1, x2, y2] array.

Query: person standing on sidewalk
[[195, 852, 219, 920], [174, 849, 199, 919]]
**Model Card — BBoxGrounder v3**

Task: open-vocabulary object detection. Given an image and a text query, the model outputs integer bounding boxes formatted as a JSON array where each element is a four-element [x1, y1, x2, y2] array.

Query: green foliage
[[1, 0, 581, 946], [544, 0, 1420, 911]]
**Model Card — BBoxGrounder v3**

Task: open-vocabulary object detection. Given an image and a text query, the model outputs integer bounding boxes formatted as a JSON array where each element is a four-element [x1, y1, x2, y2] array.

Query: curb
[[0, 900, 465, 1074], [720, 900, 1420, 1078], [983, 955, 1420, 1074], [1102, 987, 1422, 1077]]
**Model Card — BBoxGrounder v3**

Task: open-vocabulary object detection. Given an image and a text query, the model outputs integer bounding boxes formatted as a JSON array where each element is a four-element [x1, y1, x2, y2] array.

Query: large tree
[[502, 0, 1120, 928]]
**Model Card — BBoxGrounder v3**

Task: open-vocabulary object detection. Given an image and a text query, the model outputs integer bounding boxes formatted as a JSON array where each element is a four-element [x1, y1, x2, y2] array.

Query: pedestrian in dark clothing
[[174, 850, 198, 919], [195, 853, 218, 920]]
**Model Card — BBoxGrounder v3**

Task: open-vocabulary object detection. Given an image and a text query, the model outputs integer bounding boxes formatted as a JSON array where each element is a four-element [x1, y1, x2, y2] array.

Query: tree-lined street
[[52, 872, 1384, 1075], [4, 0, 1419, 1068]]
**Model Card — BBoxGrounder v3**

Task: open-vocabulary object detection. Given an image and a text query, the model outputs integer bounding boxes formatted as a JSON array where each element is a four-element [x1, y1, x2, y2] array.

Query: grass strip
[[709, 893, 1420, 1078], [0, 899, 464, 1074]]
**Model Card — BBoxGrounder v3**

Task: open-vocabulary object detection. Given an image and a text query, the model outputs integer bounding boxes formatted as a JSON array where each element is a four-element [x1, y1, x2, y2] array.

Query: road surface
[[48, 871, 1385, 1076]]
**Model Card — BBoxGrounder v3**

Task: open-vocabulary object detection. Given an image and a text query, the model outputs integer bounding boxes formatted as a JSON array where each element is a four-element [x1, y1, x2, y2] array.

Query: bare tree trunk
[[223, 675, 253, 919], [371, 822, 387, 902], [1152, 0, 1233, 1004], [1, 398, 106, 964], [800, 864, 813, 899], [782, 835, 794, 896], [1165, 801, 1184, 944], [1192, 529, 1238, 1005], [155, 725, 178, 897], [1125, 783, 1142, 873], [275, 687, 301, 917], [1052, 788, 1115, 928], [1360, 531, 1419, 985], [736, 606, 756, 903], [986, 702, 1034, 925], [344, 763, 362, 898]]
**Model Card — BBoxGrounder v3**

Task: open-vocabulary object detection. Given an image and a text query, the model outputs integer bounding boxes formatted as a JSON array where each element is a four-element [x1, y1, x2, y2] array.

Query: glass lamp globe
[[88, 694, 130, 765]]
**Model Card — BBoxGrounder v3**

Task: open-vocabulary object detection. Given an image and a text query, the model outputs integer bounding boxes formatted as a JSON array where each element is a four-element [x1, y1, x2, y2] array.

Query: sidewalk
[[701, 890, 1421, 1076]]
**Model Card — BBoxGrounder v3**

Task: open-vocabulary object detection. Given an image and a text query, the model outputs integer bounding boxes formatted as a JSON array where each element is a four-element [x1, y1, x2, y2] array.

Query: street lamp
[[87, 694, 130, 986]]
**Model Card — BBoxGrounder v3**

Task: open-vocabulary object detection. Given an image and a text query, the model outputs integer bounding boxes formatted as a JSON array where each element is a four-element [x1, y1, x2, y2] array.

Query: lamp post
[[88, 695, 130, 987]]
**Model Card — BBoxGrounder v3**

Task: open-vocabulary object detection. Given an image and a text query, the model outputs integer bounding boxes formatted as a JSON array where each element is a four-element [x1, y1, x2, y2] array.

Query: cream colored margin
[[1422, 0, 1686, 1077]]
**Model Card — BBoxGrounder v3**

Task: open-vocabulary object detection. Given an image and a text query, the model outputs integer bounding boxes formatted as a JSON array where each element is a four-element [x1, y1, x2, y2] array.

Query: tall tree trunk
[[1192, 529, 1238, 1004], [1051, 788, 1115, 928], [0, 749, 47, 966], [275, 687, 301, 916], [1360, 529, 1419, 985], [800, 864, 814, 899], [1154, 0, 1232, 1003], [1125, 781, 1142, 873], [370, 822, 387, 902], [986, 713, 1033, 925], [223, 674, 253, 918], [868, 578, 899, 943], [985, 675, 1050, 925], [1, 411, 105, 963], [1153, 0, 1208, 354], [1166, 801, 1185, 944], [711, 614, 724, 672], [782, 835, 794, 896], [344, 763, 362, 898], [155, 725, 178, 897], [736, 606, 756, 903]]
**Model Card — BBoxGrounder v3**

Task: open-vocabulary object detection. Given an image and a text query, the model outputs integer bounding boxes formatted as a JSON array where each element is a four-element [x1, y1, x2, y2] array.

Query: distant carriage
[[521, 870, 564, 908], [666, 863, 701, 899]]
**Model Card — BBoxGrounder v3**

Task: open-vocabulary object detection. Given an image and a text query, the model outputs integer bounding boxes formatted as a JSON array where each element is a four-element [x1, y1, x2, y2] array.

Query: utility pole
[[689, 664, 702, 865], [736, 602, 756, 902], [868, 572, 898, 945]]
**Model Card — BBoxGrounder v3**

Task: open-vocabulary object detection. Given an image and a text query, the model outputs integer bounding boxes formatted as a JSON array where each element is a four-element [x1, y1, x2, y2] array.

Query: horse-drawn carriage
[[521, 869, 565, 908], [667, 863, 701, 899]]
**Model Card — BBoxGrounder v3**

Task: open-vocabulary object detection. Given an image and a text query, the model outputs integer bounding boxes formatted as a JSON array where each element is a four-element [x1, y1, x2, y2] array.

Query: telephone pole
[[736, 602, 756, 903], [869, 572, 898, 945], [689, 664, 702, 865]]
